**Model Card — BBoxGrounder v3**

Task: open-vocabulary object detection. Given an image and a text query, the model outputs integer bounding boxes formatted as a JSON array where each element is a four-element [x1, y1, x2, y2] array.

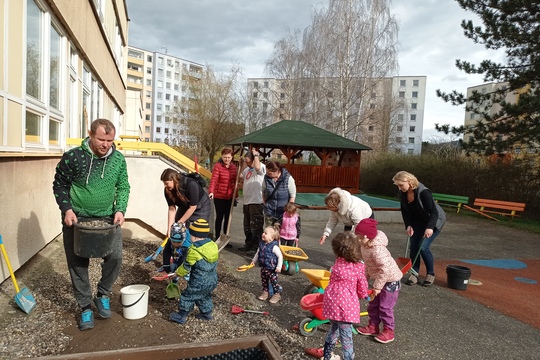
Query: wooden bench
[[432, 193, 469, 213], [463, 198, 526, 221]]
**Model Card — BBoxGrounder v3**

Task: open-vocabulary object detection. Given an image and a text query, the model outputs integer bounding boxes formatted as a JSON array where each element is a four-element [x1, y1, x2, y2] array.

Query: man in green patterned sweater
[[53, 118, 130, 331]]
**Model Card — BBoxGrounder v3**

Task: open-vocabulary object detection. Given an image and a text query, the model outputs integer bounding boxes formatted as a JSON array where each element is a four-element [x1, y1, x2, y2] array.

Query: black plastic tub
[[74, 217, 117, 258], [446, 265, 471, 290]]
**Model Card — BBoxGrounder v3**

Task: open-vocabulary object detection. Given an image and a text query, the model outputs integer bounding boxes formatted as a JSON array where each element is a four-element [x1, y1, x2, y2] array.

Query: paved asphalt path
[[222, 204, 540, 360]]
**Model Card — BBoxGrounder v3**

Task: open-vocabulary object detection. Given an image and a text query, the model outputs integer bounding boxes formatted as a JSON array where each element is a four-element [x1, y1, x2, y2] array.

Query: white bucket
[[120, 284, 150, 320]]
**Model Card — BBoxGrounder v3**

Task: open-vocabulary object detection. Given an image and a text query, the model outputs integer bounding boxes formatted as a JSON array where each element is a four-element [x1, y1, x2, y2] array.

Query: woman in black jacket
[[392, 171, 446, 287]]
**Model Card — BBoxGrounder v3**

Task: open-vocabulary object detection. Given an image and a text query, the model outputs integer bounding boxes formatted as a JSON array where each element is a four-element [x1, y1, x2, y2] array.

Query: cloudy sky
[[126, 0, 504, 141]]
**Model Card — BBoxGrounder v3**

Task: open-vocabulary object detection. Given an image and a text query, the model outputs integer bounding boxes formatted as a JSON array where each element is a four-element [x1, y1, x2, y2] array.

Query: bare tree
[[266, 0, 401, 146], [167, 65, 245, 167]]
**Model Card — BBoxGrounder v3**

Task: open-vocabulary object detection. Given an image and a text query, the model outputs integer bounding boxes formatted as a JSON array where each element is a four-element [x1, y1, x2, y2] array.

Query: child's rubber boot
[[169, 309, 189, 324], [195, 311, 213, 321]]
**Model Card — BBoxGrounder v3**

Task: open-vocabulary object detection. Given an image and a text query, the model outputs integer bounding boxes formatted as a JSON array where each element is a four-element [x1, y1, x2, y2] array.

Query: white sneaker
[[319, 354, 341, 360]]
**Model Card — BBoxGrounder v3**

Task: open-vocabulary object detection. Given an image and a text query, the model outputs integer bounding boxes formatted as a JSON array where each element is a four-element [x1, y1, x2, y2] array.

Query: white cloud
[[126, 0, 505, 140]]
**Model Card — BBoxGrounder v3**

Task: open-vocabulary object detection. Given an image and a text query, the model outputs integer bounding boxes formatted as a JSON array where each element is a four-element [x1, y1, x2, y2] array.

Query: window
[[280, 93, 285, 99], [411, 103, 417, 110], [253, 92, 258, 98], [158, 57, 164, 65], [145, 115, 150, 121], [371, 92, 376, 98], [156, 115, 162, 121], [409, 126, 416, 132], [264, 81, 269, 87], [157, 80, 163, 88], [158, 69, 163, 76], [470, 113, 475, 120], [399, 91, 405, 98], [49, 26, 61, 109], [252, 102, 258, 108], [156, 127, 161, 133], [369, 103, 375, 109], [412, 91, 418, 98], [166, 70, 171, 78], [174, 84, 179, 91], [396, 137, 402, 143], [145, 126, 150, 132], [147, 67, 152, 74], [165, 105, 170, 111], [410, 114, 417, 121], [397, 114, 404, 121], [164, 128, 169, 134], [413, 80, 419, 87], [400, 80, 406, 87], [157, 92, 163, 99], [157, 104, 162, 110], [253, 81, 258, 88], [368, 126, 374, 132], [146, 90, 151, 98], [263, 92, 268, 98], [147, 55, 152, 62], [146, 79, 152, 86], [263, 102, 268, 109], [25, 111, 41, 142], [165, 94, 170, 100], [166, 82, 171, 89], [26, 0, 43, 100], [279, 103, 285, 108], [408, 137, 415, 144], [281, 82, 286, 89], [397, 125, 403, 132], [174, 72, 180, 80], [167, 59, 172, 67]]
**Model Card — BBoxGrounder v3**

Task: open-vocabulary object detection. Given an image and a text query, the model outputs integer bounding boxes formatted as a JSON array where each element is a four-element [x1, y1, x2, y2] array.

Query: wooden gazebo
[[226, 120, 371, 194]]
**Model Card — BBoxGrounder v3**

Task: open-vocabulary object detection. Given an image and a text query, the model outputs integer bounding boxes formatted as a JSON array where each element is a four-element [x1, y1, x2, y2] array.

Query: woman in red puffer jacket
[[208, 148, 237, 246]]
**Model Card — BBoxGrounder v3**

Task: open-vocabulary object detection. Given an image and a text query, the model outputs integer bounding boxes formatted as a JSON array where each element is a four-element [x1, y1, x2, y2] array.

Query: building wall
[[0, 0, 128, 154], [0, 0, 129, 281]]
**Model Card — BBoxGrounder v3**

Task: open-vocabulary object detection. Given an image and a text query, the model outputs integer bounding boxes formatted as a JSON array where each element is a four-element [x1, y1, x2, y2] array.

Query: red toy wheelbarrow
[[297, 291, 372, 337]]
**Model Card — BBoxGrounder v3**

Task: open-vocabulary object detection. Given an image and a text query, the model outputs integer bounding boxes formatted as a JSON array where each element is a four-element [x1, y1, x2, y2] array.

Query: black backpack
[[184, 172, 207, 188]]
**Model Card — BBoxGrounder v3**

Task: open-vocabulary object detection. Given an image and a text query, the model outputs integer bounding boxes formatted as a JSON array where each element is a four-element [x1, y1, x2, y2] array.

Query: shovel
[[215, 157, 243, 252], [396, 236, 412, 275], [0, 235, 37, 314], [236, 263, 255, 272], [144, 237, 169, 263], [231, 305, 269, 315]]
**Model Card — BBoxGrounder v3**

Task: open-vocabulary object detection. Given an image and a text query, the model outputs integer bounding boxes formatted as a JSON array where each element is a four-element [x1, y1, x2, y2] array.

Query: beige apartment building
[[0, 0, 128, 281]]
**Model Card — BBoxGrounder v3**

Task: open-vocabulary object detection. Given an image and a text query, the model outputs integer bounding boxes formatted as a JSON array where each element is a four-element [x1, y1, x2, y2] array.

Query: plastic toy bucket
[[446, 265, 471, 290], [73, 217, 117, 258], [120, 284, 150, 320]]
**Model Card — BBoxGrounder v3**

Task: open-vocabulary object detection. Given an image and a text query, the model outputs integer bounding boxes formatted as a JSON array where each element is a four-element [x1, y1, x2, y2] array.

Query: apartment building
[[126, 47, 204, 145], [126, 46, 153, 140], [0, 0, 128, 281], [247, 75, 426, 155]]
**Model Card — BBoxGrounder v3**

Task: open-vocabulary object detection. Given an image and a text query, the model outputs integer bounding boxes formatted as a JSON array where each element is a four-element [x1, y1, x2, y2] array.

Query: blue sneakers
[[93, 295, 112, 318], [79, 309, 94, 331]]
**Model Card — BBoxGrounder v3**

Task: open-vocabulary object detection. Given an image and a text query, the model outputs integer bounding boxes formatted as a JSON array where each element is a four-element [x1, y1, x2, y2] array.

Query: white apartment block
[[126, 47, 204, 145], [463, 82, 517, 144], [247, 75, 426, 155]]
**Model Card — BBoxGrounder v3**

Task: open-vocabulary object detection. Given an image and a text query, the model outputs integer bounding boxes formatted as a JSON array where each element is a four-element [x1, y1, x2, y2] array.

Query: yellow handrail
[[66, 138, 212, 179]]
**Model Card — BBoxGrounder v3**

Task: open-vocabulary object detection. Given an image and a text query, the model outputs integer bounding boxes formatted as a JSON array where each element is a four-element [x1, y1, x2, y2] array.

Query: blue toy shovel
[[0, 235, 37, 314], [144, 237, 168, 263]]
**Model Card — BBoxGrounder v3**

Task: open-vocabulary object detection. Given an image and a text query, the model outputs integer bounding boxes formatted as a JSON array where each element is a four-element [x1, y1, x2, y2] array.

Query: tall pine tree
[[436, 0, 540, 155]]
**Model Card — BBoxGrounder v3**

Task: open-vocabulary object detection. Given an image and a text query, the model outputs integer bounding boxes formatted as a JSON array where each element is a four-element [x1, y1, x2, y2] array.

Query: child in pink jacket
[[355, 218, 403, 344], [321, 232, 369, 360]]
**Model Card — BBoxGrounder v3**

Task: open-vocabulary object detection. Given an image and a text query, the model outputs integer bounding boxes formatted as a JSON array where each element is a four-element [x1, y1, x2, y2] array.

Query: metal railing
[[66, 138, 212, 179]]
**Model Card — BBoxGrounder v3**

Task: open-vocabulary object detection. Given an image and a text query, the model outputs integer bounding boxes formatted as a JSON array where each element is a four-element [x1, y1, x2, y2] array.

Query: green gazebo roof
[[226, 120, 371, 151]]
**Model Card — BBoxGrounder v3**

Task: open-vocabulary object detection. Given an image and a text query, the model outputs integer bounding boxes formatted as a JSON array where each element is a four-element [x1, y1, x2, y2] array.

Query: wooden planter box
[[34, 335, 282, 360]]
